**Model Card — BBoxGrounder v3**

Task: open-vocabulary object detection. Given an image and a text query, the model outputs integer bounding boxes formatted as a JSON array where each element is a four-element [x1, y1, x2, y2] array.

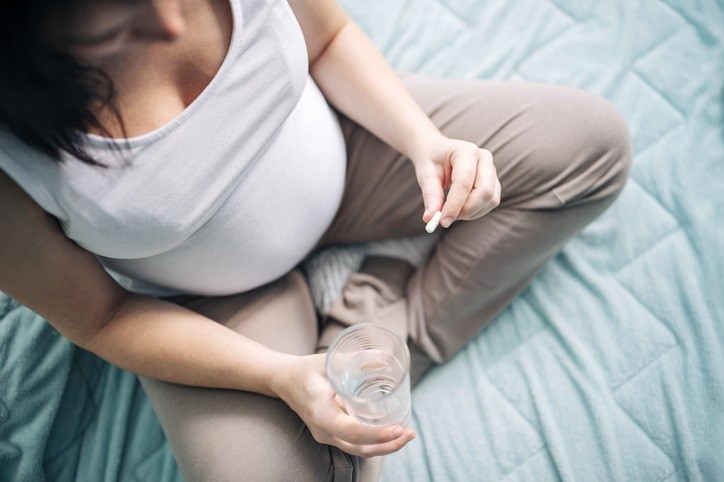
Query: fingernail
[[393, 427, 404, 437], [441, 217, 454, 228], [409, 431, 417, 439]]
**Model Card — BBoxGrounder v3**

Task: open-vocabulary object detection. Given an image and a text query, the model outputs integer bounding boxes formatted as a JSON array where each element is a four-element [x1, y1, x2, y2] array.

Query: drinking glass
[[326, 323, 411, 427]]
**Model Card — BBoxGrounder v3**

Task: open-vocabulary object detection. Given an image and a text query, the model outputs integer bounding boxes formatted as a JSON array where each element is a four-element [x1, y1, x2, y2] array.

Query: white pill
[[425, 211, 443, 234]]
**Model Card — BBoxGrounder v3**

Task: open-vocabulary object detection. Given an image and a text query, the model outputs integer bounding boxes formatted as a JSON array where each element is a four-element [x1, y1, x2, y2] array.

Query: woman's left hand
[[410, 135, 501, 228]]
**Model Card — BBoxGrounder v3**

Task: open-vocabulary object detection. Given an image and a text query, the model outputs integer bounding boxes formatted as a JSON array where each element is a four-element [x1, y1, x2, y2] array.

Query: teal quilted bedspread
[[1, 0, 723, 480]]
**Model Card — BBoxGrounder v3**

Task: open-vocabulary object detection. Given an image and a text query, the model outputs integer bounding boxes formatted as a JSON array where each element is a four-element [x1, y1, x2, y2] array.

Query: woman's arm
[[289, 0, 501, 226], [0, 170, 286, 395], [0, 170, 413, 455]]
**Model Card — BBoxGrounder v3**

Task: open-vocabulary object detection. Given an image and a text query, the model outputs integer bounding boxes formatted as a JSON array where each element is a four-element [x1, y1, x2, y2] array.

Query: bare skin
[[1, 0, 500, 458]]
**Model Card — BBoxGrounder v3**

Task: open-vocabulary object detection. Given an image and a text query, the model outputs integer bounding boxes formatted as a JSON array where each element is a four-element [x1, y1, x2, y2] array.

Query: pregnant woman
[[0, 0, 631, 480]]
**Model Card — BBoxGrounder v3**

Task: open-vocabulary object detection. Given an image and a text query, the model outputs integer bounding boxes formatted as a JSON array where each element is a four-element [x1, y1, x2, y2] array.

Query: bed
[[1, 0, 723, 480]]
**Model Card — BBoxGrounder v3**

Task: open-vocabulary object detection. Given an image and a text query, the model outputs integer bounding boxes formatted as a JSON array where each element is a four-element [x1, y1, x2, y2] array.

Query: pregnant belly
[[101, 77, 347, 296]]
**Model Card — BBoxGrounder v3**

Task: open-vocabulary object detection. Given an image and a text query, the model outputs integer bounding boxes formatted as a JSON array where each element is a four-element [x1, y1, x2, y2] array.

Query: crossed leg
[[319, 74, 631, 377]]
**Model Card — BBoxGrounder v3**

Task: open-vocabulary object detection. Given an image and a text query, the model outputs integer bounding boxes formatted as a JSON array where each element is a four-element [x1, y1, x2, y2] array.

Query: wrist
[[404, 127, 446, 165], [267, 353, 301, 400]]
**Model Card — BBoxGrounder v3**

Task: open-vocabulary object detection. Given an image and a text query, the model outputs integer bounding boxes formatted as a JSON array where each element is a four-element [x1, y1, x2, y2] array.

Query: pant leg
[[140, 271, 383, 482], [319, 75, 631, 371]]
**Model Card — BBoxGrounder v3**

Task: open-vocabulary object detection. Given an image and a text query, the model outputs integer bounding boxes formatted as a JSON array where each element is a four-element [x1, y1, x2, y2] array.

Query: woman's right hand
[[271, 353, 416, 458]]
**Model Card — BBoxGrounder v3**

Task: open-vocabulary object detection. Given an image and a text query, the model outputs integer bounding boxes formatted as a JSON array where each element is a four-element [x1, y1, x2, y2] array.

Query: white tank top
[[0, 0, 347, 296]]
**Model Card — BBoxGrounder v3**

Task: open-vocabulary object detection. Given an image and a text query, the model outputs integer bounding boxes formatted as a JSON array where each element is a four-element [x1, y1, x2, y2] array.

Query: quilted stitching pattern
[[351, 0, 724, 480]]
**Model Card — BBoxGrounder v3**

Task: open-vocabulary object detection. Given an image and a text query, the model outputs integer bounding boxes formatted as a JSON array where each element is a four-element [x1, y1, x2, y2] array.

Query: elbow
[[70, 289, 132, 352]]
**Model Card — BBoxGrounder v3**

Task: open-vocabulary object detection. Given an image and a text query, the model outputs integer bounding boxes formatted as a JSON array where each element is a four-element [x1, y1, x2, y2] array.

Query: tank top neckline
[[84, 0, 242, 149]]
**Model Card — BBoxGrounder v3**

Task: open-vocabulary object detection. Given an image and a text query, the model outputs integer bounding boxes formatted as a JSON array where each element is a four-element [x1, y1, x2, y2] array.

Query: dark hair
[[0, 1, 124, 166]]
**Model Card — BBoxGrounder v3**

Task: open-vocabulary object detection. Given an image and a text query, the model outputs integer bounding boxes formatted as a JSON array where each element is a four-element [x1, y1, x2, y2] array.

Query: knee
[[179, 438, 343, 482], [574, 92, 632, 202], [526, 88, 633, 206], [173, 405, 348, 482]]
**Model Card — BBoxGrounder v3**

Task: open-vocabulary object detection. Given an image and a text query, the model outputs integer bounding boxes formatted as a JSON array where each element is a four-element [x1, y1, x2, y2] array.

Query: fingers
[[416, 163, 446, 223], [307, 395, 415, 457], [333, 394, 347, 413], [441, 146, 499, 226], [331, 423, 416, 458], [465, 165, 501, 219], [329, 412, 407, 446], [333, 430, 416, 458], [317, 405, 416, 457]]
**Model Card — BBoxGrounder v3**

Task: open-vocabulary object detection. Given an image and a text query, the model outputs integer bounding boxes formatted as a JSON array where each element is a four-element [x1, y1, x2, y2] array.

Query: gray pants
[[140, 75, 632, 481]]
